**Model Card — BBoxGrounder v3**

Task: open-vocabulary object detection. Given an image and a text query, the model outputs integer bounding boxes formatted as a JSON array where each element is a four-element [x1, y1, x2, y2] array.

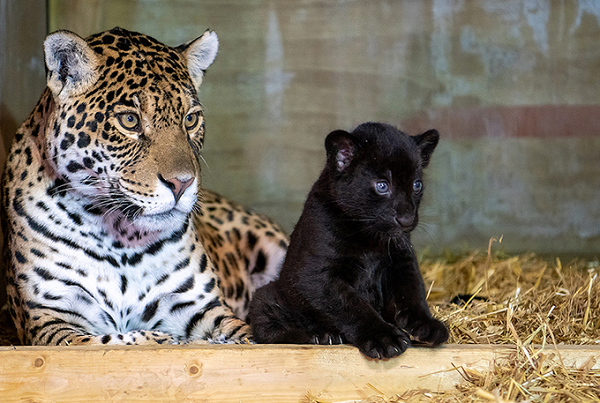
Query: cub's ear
[[325, 130, 356, 172], [179, 30, 219, 92], [44, 30, 99, 99], [413, 129, 439, 168]]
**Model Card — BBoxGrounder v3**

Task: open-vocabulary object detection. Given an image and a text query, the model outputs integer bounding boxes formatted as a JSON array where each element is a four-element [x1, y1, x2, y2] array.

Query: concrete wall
[[0, 0, 47, 174], [3, 0, 599, 255], [0, 0, 47, 305]]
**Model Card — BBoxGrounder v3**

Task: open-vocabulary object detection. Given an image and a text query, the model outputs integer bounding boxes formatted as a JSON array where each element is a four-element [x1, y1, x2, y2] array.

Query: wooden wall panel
[[7, 0, 595, 254], [0, 0, 47, 174], [0, 0, 47, 306]]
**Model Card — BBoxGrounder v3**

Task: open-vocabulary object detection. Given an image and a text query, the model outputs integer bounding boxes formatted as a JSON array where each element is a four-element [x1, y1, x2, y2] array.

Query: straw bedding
[[308, 239, 600, 402], [410, 242, 598, 402], [1, 240, 598, 402]]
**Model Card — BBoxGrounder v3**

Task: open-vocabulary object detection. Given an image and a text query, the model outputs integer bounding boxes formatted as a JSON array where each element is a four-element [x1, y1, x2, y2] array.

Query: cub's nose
[[395, 214, 415, 231], [158, 174, 195, 203]]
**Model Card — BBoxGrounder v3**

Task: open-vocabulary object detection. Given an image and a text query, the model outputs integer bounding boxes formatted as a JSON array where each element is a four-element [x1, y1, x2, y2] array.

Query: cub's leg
[[249, 284, 345, 346], [325, 279, 411, 359], [384, 252, 448, 347], [248, 282, 313, 344], [250, 277, 411, 359]]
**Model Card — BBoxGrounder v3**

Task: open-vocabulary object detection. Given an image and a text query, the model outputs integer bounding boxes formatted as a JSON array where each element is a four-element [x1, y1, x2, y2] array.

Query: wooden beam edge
[[0, 344, 598, 402]]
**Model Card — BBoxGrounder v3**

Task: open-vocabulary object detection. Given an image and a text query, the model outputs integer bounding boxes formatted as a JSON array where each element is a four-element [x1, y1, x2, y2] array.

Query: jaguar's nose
[[158, 174, 195, 203]]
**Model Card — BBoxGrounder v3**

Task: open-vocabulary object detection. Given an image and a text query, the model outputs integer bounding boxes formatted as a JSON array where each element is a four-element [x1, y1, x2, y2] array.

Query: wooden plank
[[0, 344, 598, 402]]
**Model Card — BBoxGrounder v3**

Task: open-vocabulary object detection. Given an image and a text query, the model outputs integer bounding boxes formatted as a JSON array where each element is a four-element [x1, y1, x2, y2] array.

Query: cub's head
[[42, 27, 218, 246], [324, 122, 439, 241]]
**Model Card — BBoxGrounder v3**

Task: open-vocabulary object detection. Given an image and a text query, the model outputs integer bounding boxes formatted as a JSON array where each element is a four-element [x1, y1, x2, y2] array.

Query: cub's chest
[[341, 252, 387, 293]]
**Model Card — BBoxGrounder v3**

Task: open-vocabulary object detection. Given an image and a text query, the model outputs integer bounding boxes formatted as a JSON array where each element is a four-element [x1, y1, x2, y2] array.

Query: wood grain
[[0, 344, 598, 402]]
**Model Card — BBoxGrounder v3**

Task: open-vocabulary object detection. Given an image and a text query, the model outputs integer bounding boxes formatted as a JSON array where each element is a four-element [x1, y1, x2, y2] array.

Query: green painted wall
[[3, 0, 599, 255]]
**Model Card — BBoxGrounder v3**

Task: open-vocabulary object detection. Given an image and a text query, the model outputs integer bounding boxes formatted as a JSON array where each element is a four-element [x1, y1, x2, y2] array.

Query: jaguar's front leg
[[184, 299, 252, 344], [26, 312, 175, 346]]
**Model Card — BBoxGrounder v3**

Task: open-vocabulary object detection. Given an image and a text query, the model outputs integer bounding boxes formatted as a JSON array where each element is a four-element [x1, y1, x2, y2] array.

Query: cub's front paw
[[409, 317, 449, 346], [356, 326, 410, 360], [311, 332, 344, 345]]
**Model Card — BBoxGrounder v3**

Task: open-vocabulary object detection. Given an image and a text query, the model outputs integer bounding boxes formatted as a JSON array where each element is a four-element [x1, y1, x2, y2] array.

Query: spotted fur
[[1, 27, 287, 346], [196, 190, 288, 319]]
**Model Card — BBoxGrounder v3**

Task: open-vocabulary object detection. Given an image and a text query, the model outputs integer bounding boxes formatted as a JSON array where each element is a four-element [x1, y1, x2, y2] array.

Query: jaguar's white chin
[[134, 209, 190, 231]]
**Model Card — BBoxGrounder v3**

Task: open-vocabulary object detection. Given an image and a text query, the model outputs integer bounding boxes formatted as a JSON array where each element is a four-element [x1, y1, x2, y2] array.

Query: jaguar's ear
[[179, 30, 219, 92], [413, 129, 439, 168], [44, 30, 99, 99], [325, 130, 356, 172]]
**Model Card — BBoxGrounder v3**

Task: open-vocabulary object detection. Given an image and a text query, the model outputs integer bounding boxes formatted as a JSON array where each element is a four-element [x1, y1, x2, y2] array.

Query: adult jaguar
[[1, 27, 287, 345]]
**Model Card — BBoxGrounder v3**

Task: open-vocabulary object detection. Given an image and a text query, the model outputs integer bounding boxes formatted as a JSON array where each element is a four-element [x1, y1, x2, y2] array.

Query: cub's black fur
[[248, 122, 448, 359]]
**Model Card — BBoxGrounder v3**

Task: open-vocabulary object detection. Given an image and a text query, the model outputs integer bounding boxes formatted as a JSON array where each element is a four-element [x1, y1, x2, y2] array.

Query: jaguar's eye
[[116, 112, 140, 131], [413, 180, 423, 194], [374, 180, 390, 195], [184, 112, 201, 133]]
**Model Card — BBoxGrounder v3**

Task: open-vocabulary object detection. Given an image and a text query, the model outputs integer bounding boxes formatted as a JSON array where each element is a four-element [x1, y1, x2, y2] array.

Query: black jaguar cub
[[248, 122, 448, 359]]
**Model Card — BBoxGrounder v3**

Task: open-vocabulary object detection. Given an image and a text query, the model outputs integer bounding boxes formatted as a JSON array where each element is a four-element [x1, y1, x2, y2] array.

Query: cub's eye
[[116, 112, 140, 131], [374, 180, 390, 195], [184, 112, 202, 133], [413, 180, 423, 194]]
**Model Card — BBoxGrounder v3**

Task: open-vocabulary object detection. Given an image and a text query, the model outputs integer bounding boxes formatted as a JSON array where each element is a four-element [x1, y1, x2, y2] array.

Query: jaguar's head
[[42, 27, 218, 246]]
